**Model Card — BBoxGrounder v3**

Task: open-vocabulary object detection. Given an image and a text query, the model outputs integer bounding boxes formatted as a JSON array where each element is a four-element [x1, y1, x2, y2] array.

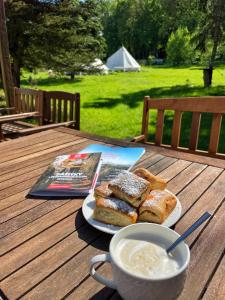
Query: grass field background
[[6, 66, 225, 152]]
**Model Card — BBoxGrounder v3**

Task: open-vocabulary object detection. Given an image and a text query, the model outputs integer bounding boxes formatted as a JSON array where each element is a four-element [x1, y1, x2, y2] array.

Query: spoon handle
[[166, 212, 211, 253]]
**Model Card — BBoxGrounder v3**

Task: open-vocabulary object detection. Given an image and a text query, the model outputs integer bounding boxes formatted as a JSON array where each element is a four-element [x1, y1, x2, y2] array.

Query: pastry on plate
[[93, 197, 138, 227], [133, 168, 167, 190], [108, 171, 151, 208], [138, 190, 177, 224], [94, 182, 114, 199]]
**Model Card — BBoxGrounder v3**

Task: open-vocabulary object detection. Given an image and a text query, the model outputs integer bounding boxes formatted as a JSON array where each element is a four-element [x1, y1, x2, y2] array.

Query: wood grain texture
[[20, 234, 111, 300], [189, 112, 201, 150], [202, 256, 225, 300], [57, 127, 225, 167], [171, 111, 182, 148], [0, 200, 82, 255], [167, 162, 207, 195], [175, 170, 225, 245], [0, 212, 86, 280], [66, 263, 114, 300], [1, 226, 103, 299], [155, 109, 164, 145], [176, 166, 222, 215], [209, 113, 222, 154], [178, 202, 225, 300], [0, 128, 225, 300], [146, 96, 225, 113]]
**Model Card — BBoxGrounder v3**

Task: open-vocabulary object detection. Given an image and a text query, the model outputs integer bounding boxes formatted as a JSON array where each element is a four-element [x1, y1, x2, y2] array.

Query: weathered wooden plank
[[155, 109, 164, 145], [141, 96, 150, 142], [171, 111, 182, 148], [0, 200, 82, 255], [176, 166, 223, 215], [18, 234, 110, 300], [1, 227, 104, 299], [167, 162, 207, 195], [202, 256, 225, 300], [0, 199, 72, 239], [0, 166, 49, 200], [0, 198, 47, 224], [132, 153, 165, 169], [0, 211, 86, 280], [0, 129, 58, 151], [175, 171, 225, 245], [157, 160, 191, 182], [66, 263, 114, 300], [209, 113, 222, 154], [178, 202, 225, 300], [0, 190, 29, 212], [189, 112, 201, 151], [0, 138, 87, 172], [57, 127, 225, 168], [147, 97, 225, 113], [148, 156, 177, 175], [0, 139, 89, 178], [0, 134, 75, 164]]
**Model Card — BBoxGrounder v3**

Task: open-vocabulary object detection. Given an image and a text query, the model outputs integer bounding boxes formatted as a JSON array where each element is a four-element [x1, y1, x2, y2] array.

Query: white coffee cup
[[89, 223, 190, 300]]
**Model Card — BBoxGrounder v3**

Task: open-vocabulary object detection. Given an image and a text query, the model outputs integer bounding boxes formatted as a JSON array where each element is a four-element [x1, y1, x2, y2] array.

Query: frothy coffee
[[116, 238, 179, 279]]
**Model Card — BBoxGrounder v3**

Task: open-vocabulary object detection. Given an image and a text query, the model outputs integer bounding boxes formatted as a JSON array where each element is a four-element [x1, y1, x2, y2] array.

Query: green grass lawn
[[17, 66, 225, 152]]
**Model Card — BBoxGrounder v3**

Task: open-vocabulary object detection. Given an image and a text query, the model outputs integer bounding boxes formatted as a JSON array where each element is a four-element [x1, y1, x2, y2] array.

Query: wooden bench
[[43, 91, 80, 130], [134, 96, 225, 159], [14, 87, 44, 125], [0, 89, 80, 140]]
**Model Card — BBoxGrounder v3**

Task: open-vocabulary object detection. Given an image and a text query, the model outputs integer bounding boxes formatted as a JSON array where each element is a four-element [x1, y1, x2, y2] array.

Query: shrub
[[166, 27, 193, 66]]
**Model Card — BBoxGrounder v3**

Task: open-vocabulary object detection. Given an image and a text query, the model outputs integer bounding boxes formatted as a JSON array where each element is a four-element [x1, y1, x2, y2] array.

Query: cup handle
[[89, 253, 117, 289]]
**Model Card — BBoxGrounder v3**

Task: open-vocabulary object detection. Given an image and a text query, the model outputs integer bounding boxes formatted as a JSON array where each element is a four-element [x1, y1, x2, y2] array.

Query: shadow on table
[[89, 287, 115, 300], [74, 209, 112, 252]]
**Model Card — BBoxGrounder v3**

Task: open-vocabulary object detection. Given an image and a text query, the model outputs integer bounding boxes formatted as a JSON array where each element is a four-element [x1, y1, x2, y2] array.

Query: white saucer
[[82, 190, 182, 235]]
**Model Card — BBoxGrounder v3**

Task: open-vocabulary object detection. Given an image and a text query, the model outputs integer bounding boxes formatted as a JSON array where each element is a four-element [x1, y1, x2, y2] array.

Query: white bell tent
[[106, 46, 140, 71]]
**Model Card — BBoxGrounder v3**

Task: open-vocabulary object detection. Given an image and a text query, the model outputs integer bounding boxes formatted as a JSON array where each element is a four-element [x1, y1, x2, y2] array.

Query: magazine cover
[[28, 153, 102, 198], [79, 144, 145, 184]]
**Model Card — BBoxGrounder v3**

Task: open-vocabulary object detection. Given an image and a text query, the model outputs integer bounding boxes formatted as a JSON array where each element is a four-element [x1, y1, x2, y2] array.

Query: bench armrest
[[131, 134, 145, 142]]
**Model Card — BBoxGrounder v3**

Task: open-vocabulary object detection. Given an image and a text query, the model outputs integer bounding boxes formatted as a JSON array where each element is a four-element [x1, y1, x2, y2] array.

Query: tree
[[103, 0, 164, 59], [194, 0, 225, 86], [5, 0, 105, 86], [166, 27, 193, 66]]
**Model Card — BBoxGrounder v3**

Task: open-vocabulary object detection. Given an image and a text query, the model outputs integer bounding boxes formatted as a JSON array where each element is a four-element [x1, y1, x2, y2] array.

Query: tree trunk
[[203, 67, 213, 88], [12, 59, 20, 87], [70, 73, 74, 80]]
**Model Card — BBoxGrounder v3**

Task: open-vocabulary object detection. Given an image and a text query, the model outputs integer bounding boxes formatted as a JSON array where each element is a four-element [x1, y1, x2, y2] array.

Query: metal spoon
[[166, 212, 211, 254]]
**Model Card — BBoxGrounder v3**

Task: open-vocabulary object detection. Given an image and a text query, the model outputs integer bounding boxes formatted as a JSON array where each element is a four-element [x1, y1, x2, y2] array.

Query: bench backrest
[[14, 87, 44, 125], [43, 91, 80, 130], [141, 96, 225, 159]]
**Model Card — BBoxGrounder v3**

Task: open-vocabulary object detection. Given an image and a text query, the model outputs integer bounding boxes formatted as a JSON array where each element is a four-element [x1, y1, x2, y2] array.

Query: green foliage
[[5, 0, 105, 86], [19, 66, 225, 152], [166, 27, 193, 66]]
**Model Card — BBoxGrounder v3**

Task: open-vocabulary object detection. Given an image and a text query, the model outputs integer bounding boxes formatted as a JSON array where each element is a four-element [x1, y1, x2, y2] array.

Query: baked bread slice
[[93, 197, 138, 227], [133, 168, 167, 190], [94, 182, 114, 199], [138, 190, 177, 224], [108, 171, 151, 208]]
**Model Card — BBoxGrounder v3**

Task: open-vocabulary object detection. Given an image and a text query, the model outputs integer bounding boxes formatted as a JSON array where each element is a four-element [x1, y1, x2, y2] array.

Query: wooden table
[[0, 127, 224, 300]]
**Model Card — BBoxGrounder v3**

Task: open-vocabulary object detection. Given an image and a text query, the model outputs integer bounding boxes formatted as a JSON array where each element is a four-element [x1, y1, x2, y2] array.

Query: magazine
[[79, 144, 145, 184], [28, 153, 102, 198]]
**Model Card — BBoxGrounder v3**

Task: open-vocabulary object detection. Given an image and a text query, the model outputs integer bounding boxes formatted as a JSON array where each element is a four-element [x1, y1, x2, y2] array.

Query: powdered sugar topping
[[142, 190, 168, 208], [102, 197, 137, 216], [110, 171, 148, 198]]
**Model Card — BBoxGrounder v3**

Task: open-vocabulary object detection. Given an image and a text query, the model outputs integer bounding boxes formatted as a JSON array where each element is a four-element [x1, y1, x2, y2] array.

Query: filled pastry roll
[[108, 171, 151, 208], [94, 182, 114, 199], [93, 197, 138, 227], [138, 190, 177, 224], [133, 168, 167, 190]]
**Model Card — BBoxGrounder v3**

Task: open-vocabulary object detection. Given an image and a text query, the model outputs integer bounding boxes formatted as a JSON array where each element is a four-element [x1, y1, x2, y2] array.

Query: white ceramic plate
[[82, 190, 182, 235]]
